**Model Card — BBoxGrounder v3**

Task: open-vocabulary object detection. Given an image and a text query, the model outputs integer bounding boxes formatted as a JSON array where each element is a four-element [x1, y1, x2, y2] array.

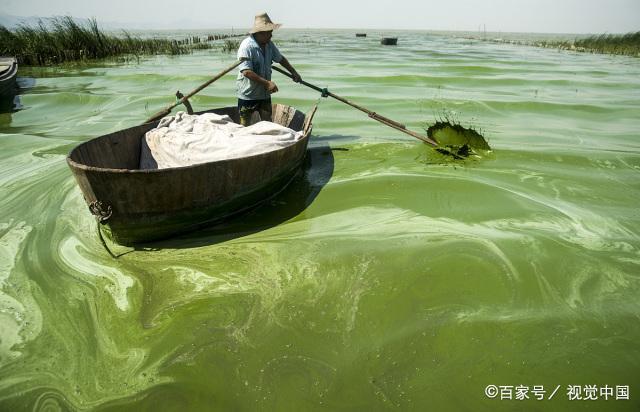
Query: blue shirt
[[236, 35, 283, 100]]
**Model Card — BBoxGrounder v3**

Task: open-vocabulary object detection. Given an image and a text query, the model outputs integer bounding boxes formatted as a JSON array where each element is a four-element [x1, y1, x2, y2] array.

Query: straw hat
[[249, 12, 282, 33]]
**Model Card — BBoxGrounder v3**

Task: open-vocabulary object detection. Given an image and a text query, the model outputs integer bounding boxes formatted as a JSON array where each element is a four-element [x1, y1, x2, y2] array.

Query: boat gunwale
[[66, 104, 313, 175], [0, 57, 17, 79]]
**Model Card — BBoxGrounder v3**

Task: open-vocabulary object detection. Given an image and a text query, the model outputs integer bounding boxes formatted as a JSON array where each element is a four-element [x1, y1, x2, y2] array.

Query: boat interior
[[68, 104, 310, 171]]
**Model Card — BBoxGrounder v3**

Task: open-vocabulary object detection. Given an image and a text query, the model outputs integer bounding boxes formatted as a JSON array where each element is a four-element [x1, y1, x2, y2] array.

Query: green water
[[1, 29, 639, 411]]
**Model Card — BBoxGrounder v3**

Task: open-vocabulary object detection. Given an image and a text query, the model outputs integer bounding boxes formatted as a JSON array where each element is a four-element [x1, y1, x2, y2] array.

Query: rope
[[95, 218, 118, 259], [312, 87, 330, 109], [89, 200, 133, 258], [89, 201, 112, 223]]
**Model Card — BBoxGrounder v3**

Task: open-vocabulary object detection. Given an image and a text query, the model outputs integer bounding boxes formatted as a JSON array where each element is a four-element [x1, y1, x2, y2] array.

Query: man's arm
[[279, 57, 302, 83], [241, 69, 279, 94]]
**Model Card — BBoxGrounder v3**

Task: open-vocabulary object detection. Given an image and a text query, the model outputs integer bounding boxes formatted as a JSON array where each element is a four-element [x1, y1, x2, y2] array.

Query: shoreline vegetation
[[466, 31, 640, 57], [0, 16, 244, 66], [1, 16, 637, 66]]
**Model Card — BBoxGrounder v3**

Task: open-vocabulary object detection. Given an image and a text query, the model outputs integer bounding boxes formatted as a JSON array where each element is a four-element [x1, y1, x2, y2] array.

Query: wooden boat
[[0, 57, 18, 96], [67, 103, 316, 245], [381, 37, 398, 45]]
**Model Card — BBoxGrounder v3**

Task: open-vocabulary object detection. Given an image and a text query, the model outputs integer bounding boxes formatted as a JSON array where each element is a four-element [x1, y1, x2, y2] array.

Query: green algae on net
[[427, 121, 491, 158]]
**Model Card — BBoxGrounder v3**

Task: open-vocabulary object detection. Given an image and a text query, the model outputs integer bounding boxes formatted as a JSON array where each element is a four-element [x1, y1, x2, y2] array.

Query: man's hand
[[266, 80, 279, 94], [291, 71, 302, 83]]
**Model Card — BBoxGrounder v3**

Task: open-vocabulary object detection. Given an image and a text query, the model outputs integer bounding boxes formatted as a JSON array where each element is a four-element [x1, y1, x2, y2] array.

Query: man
[[236, 12, 302, 126]]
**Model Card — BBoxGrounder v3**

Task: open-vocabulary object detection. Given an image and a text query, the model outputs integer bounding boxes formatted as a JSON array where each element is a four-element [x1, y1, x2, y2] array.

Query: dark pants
[[238, 98, 272, 126]]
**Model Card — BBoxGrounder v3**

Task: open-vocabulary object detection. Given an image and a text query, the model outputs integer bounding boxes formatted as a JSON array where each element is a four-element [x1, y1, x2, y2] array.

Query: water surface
[[0, 29, 639, 410]]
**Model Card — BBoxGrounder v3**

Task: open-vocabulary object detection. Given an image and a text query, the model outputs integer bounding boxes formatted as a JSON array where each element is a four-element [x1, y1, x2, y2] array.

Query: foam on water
[[0, 221, 41, 363]]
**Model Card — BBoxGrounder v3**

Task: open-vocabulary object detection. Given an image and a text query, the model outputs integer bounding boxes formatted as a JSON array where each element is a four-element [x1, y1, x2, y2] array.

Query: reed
[[466, 31, 640, 57], [573, 32, 640, 56], [496, 31, 639, 57], [221, 39, 240, 53], [0, 16, 211, 65]]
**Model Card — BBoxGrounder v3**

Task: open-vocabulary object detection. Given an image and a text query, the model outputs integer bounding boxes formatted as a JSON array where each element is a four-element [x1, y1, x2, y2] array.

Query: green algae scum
[[427, 121, 491, 158], [1, 29, 640, 410]]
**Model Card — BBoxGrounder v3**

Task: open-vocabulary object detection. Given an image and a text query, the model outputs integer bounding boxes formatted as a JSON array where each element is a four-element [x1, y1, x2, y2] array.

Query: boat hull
[[0, 57, 18, 96], [67, 104, 315, 245]]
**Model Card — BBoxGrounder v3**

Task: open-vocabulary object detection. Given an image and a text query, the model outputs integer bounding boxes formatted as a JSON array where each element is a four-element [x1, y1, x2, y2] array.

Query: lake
[[0, 29, 639, 410]]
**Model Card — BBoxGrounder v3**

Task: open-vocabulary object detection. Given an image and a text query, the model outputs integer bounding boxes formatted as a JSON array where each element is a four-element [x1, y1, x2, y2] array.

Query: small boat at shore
[[67, 104, 316, 245], [0, 57, 18, 96]]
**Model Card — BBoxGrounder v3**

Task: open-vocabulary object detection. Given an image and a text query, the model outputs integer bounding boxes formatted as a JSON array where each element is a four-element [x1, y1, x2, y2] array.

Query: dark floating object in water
[[356, 33, 367, 37], [427, 121, 491, 158], [381, 37, 398, 45]]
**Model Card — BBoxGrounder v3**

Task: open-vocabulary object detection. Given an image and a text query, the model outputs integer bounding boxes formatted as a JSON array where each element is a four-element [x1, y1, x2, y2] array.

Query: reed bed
[[0, 16, 244, 66], [221, 39, 240, 53], [530, 32, 640, 56], [572, 32, 640, 56], [474, 31, 640, 57]]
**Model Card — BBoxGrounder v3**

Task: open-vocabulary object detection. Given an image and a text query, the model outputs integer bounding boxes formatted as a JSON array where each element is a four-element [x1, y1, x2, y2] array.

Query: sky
[[1, 0, 639, 33]]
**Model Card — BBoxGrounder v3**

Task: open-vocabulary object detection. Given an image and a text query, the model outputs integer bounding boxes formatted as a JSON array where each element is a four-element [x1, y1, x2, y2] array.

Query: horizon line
[[1, 14, 636, 35]]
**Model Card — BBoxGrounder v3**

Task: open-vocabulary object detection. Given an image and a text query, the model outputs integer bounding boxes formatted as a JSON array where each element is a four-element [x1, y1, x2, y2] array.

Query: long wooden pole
[[272, 65, 439, 147], [145, 60, 243, 123]]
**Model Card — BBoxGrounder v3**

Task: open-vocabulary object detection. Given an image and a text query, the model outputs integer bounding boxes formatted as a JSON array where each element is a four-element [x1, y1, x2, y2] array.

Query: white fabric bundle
[[139, 111, 303, 169]]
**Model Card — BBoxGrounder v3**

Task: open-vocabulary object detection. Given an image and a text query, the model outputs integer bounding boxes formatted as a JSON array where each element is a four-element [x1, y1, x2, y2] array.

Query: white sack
[[139, 111, 303, 169]]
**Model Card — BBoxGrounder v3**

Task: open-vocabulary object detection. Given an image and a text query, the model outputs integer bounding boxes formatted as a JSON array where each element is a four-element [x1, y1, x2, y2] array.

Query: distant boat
[[355, 33, 367, 37], [0, 57, 18, 96], [381, 37, 398, 45]]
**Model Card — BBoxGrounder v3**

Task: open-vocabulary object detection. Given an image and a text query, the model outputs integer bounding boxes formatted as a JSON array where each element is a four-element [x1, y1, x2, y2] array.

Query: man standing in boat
[[237, 12, 302, 126]]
